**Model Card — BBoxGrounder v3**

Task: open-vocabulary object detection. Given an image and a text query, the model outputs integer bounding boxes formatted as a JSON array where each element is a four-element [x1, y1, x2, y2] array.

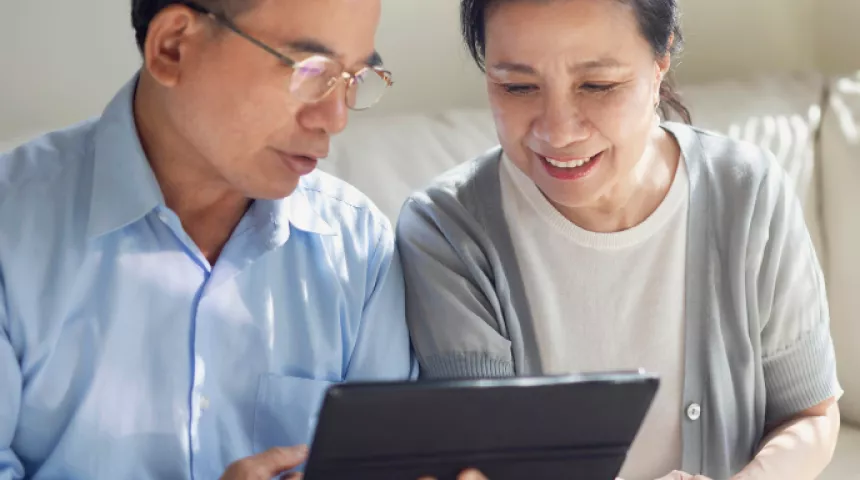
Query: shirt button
[[686, 403, 702, 421], [200, 396, 210, 410], [158, 211, 169, 223]]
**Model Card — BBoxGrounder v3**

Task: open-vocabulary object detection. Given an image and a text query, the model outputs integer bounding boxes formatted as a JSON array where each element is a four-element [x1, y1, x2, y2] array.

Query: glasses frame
[[182, 1, 394, 111]]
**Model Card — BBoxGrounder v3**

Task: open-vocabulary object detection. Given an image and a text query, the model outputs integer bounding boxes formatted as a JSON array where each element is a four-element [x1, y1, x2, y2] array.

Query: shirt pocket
[[252, 373, 334, 453]]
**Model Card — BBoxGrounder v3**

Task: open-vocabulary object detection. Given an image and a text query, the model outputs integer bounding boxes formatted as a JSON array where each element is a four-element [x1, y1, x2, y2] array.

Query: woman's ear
[[653, 34, 674, 105], [653, 60, 668, 107], [657, 54, 670, 79], [659, 33, 675, 74]]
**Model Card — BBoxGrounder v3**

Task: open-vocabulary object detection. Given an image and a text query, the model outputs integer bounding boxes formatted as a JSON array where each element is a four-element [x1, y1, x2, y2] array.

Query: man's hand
[[221, 450, 487, 480], [220, 446, 308, 480], [418, 468, 488, 480], [653, 472, 713, 480], [617, 473, 714, 480], [455, 471, 488, 480]]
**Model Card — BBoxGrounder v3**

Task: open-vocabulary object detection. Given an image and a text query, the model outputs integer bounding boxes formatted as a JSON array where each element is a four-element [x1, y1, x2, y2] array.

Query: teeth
[[544, 156, 593, 168]]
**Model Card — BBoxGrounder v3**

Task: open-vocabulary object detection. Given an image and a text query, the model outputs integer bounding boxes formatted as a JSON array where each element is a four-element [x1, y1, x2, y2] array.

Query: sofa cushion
[[821, 425, 860, 479], [324, 109, 499, 221], [819, 73, 860, 424]]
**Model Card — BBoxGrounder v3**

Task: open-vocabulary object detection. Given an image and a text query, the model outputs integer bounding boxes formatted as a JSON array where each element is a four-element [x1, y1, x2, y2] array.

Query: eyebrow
[[285, 38, 383, 67], [489, 58, 624, 75], [489, 62, 538, 75], [572, 58, 624, 72]]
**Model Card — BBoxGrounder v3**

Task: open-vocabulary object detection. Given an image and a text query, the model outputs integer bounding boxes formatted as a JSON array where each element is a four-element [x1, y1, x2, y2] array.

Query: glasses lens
[[290, 56, 343, 102], [348, 68, 391, 110]]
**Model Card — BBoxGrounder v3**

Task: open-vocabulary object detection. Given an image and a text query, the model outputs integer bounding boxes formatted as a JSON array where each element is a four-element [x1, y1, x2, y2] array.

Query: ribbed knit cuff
[[763, 325, 840, 424], [422, 352, 515, 379]]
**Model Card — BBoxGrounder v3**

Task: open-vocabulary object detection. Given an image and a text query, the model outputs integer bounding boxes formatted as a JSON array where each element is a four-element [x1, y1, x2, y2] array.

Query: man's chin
[[246, 178, 302, 201]]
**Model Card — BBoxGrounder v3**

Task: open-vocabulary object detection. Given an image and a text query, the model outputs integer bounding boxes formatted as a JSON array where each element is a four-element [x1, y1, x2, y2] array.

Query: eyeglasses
[[183, 2, 394, 111]]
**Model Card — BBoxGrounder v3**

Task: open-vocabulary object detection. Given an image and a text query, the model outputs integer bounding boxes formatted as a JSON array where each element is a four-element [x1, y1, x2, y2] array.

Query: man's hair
[[131, 0, 255, 52]]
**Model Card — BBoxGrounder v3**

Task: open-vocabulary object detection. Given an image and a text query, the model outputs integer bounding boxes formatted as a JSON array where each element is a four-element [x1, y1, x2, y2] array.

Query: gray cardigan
[[396, 122, 840, 479]]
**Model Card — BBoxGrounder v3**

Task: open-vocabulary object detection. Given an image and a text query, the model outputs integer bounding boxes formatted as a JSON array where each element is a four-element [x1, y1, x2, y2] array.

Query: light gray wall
[[0, 0, 855, 141], [816, 0, 860, 75], [0, 0, 140, 139]]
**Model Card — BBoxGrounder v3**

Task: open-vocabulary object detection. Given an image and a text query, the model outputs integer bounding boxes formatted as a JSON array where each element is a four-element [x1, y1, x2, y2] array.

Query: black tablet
[[303, 371, 659, 480]]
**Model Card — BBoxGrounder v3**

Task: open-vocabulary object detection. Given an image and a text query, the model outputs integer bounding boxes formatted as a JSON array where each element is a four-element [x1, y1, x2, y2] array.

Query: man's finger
[[654, 472, 693, 480], [417, 468, 487, 480], [457, 469, 488, 480], [251, 445, 309, 476]]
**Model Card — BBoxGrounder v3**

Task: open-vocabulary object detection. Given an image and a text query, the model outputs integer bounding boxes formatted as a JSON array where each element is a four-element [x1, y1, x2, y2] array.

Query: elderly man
[[0, 1, 416, 478]]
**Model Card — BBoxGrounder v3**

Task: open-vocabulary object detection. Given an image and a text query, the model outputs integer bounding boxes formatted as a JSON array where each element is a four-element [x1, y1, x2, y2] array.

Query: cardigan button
[[686, 403, 702, 421]]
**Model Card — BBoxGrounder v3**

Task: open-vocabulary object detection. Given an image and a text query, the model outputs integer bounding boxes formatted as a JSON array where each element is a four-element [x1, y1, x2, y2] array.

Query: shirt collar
[[250, 187, 337, 249], [87, 74, 164, 239], [87, 73, 336, 241], [284, 188, 336, 236]]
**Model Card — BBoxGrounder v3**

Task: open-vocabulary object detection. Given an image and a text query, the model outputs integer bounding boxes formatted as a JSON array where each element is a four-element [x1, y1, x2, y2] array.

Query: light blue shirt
[[0, 77, 416, 480]]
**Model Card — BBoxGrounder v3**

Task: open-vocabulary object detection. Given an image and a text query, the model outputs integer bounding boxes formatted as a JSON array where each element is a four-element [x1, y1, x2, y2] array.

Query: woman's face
[[484, 0, 670, 210]]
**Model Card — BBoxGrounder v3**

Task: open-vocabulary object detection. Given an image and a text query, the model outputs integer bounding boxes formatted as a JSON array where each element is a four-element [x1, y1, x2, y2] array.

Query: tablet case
[[304, 372, 659, 480]]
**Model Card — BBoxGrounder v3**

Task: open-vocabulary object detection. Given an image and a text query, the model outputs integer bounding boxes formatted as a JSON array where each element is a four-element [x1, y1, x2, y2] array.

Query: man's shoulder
[[0, 119, 98, 205], [0, 120, 99, 276]]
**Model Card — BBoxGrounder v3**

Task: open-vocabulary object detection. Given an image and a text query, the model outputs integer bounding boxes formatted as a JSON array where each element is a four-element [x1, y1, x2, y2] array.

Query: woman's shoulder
[[664, 122, 785, 199], [401, 145, 503, 216], [665, 122, 804, 251]]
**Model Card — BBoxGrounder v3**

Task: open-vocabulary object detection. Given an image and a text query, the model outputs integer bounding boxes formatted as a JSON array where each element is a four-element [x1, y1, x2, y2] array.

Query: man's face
[[153, 0, 382, 199]]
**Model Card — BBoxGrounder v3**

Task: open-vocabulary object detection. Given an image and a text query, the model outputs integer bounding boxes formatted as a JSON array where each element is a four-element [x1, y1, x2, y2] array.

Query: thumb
[[458, 470, 488, 480], [655, 472, 693, 480], [253, 445, 309, 476]]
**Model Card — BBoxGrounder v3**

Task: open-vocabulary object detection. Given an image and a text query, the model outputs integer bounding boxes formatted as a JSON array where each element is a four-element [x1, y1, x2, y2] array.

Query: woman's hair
[[460, 0, 692, 124]]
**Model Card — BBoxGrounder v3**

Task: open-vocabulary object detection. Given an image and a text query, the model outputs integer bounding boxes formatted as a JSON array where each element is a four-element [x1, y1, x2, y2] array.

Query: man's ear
[[143, 5, 208, 88]]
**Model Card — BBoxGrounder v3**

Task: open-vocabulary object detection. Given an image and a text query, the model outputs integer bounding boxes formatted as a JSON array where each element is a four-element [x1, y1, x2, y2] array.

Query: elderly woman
[[396, 0, 842, 479]]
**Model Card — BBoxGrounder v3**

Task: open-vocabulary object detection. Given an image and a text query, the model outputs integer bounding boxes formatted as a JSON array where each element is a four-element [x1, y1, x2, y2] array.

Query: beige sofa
[[324, 72, 860, 478]]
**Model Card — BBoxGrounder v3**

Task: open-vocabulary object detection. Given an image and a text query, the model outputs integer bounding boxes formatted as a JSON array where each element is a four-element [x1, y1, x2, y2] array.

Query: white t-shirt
[[499, 154, 689, 480]]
